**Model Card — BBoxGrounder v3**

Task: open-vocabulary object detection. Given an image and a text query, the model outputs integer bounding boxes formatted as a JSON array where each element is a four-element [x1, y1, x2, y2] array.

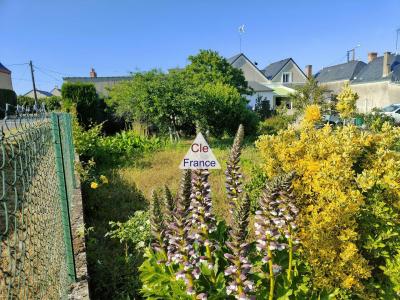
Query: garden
[[48, 50, 400, 299]]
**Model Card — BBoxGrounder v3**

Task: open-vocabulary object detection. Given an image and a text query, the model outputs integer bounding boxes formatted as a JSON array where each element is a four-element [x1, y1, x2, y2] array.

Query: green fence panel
[[0, 109, 76, 299]]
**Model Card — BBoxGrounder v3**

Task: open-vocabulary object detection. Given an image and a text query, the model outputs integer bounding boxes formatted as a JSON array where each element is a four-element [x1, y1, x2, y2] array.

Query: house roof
[[24, 89, 53, 97], [262, 58, 292, 80], [63, 76, 131, 83], [351, 53, 400, 84], [315, 60, 366, 83], [247, 81, 273, 92], [226, 53, 243, 64], [0, 62, 11, 74]]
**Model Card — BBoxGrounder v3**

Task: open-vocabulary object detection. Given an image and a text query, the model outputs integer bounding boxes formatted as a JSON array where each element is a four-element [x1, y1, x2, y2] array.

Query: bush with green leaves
[[0, 89, 17, 116], [73, 122, 163, 164], [358, 109, 397, 132], [61, 82, 101, 127], [258, 115, 295, 135], [140, 125, 302, 299]]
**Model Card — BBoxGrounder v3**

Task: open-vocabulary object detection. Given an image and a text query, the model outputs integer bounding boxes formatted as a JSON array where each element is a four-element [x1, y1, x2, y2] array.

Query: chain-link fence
[[0, 107, 76, 299]]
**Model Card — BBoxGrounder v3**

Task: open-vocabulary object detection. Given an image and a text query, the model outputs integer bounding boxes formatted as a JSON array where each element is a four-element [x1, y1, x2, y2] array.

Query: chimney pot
[[90, 68, 97, 78], [305, 65, 313, 79], [368, 52, 378, 62], [383, 52, 391, 77]]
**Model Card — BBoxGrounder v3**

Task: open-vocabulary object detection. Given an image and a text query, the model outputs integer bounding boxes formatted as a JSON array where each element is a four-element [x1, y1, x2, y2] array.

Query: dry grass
[[114, 138, 261, 220]]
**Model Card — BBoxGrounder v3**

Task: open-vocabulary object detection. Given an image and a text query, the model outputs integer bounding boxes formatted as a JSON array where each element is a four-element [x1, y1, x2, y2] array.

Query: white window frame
[[282, 72, 292, 83]]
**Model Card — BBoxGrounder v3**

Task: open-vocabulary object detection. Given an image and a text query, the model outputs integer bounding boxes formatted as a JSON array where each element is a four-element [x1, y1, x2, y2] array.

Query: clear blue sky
[[1, 0, 399, 95]]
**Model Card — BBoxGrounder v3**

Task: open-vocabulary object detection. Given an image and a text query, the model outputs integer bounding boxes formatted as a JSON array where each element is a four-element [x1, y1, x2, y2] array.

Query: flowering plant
[[139, 125, 300, 299]]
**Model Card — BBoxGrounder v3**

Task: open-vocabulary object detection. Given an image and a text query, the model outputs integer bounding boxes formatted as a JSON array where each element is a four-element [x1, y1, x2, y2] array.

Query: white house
[[227, 53, 304, 109]]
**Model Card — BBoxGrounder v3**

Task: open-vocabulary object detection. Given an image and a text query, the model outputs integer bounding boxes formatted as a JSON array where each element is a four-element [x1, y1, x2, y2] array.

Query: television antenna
[[347, 44, 361, 62], [238, 24, 245, 53]]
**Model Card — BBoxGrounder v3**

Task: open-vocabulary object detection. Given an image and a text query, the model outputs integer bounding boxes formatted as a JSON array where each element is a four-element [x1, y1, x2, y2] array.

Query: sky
[[1, 0, 400, 95]]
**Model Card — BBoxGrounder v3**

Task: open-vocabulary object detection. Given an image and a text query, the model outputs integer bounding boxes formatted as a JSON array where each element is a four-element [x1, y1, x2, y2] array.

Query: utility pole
[[29, 60, 38, 107], [396, 28, 400, 54]]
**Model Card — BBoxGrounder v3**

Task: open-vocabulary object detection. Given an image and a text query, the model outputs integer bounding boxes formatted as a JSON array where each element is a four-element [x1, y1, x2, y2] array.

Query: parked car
[[322, 114, 343, 126], [382, 104, 400, 123]]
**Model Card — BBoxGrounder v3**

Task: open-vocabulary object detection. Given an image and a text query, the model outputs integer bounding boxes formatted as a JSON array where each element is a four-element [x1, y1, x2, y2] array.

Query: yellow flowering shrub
[[256, 117, 400, 295], [303, 104, 321, 124], [336, 83, 358, 120]]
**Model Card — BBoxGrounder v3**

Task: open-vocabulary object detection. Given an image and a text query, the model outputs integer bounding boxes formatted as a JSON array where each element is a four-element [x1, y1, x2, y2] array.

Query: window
[[282, 72, 292, 83]]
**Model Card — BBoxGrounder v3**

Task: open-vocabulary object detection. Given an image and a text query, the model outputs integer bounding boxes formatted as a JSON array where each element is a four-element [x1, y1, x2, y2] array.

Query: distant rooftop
[[63, 76, 131, 82], [0, 62, 11, 74], [351, 53, 400, 84], [315, 60, 366, 83], [262, 58, 291, 80]]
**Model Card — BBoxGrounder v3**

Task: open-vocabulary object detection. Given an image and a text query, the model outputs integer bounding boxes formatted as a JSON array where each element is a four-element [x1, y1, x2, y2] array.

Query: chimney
[[368, 52, 377, 62], [305, 65, 313, 79], [90, 68, 97, 78], [383, 52, 391, 77]]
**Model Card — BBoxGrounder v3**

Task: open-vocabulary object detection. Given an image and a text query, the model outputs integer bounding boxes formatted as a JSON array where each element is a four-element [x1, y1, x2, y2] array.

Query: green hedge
[[0, 89, 17, 117], [62, 82, 99, 128]]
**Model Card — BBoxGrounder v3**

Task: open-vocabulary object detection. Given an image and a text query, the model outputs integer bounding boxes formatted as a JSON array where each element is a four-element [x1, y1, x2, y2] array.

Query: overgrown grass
[[83, 137, 261, 299]]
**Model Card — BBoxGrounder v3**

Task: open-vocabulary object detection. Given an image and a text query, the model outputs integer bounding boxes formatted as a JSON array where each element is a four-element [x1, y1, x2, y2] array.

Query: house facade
[[315, 52, 400, 112], [227, 53, 306, 109], [0, 62, 13, 90]]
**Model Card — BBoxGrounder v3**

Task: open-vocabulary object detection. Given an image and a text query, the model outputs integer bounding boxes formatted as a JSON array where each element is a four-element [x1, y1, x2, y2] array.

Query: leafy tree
[[290, 78, 329, 113], [185, 49, 252, 95], [254, 96, 273, 120], [45, 96, 62, 111]]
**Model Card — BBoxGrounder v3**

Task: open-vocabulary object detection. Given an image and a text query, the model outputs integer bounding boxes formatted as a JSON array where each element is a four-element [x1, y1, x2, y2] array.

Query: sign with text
[[179, 132, 221, 169]]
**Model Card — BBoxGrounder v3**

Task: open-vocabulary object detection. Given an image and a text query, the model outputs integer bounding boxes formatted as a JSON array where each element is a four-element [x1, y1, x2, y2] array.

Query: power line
[[34, 65, 63, 82], [4, 62, 29, 67]]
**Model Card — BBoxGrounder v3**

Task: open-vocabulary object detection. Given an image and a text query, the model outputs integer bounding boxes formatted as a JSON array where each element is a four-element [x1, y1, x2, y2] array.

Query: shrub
[[0, 89, 17, 116], [73, 122, 163, 164], [258, 115, 295, 135], [360, 109, 396, 132], [62, 82, 99, 127], [257, 115, 400, 297]]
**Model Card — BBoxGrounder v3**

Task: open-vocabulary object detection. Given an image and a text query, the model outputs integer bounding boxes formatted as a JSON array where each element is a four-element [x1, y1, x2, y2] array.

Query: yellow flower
[[303, 104, 321, 124], [90, 182, 99, 189], [100, 175, 109, 184]]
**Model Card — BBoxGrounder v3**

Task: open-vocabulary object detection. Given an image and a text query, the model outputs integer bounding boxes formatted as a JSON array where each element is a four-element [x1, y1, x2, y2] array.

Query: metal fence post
[[51, 112, 76, 282], [65, 113, 77, 188]]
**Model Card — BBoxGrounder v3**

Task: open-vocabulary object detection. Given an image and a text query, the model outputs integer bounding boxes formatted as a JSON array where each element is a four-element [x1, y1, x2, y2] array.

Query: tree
[[107, 50, 258, 138], [184, 49, 252, 95], [336, 83, 358, 121], [107, 70, 191, 139], [254, 96, 273, 120], [290, 78, 329, 113], [61, 82, 99, 127]]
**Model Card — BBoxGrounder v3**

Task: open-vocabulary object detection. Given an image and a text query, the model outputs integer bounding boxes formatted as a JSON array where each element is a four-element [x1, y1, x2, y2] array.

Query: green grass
[[83, 137, 261, 299]]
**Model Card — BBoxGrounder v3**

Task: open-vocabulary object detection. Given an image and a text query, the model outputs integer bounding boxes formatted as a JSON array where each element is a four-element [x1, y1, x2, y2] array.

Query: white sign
[[179, 133, 221, 169]]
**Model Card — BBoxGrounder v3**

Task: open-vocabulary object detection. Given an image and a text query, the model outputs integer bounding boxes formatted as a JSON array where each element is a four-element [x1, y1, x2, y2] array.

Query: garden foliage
[[257, 107, 400, 298], [107, 50, 258, 137]]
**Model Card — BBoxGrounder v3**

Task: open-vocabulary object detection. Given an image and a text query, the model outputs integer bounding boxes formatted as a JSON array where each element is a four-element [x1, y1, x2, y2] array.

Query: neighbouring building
[[262, 57, 308, 88], [23, 89, 53, 99], [350, 52, 400, 112], [0, 62, 13, 90], [51, 86, 61, 96], [315, 60, 366, 94], [63, 68, 130, 96], [227, 53, 307, 109], [315, 52, 400, 112]]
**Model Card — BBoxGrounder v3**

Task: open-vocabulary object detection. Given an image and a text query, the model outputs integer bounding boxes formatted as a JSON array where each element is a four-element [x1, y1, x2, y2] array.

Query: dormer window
[[282, 72, 292, 83]]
